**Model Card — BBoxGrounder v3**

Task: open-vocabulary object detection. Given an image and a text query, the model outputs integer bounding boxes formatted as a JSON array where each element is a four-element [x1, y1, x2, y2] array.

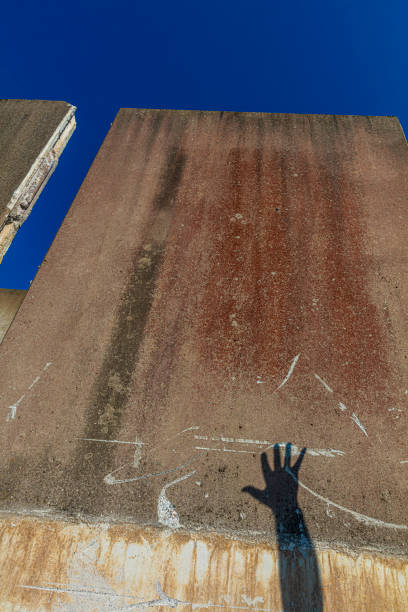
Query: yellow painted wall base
[[0, 515, 406, 611]]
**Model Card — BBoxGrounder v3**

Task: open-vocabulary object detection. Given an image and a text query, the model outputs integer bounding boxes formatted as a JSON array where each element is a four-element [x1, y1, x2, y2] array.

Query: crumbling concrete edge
[[0, 512, 406, 611], [0, 104, 76, 263], [1, 503, 407, 561]]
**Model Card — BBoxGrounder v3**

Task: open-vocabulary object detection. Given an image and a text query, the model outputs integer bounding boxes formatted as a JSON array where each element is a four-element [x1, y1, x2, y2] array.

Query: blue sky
[[1, 0, 407, 288]]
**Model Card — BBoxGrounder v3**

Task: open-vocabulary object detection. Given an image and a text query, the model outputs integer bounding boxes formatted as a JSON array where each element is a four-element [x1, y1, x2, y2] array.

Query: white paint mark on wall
[[337, 401, 369, 438], [261, 443, 344, 458], [197, 445, 343, 458], [175, 426, 200, 436], [157, 471, 195, 528], [190, 601, 273, 610], [137, 580, 185, 608], [164, 426, 200, 444], [196, 446, 255, 455], [20, 577, 276, 611], [195, 435, 267, 445], [6, 362, 52, 423], [314, 374, 333, 393], [241, 595, 265, 607], [133, 437, 144, 468], [275, 353, 300, 391], [104, 454, 202, 485], [350, 413, 368, 437], [306, 448, 344, 458], [28, 376, 40, 390], [21, 538, 146, 611], [399, 460, 408, 464], [19, 583, 138, 603], [78, 438, 145, 446], [286, 467, 408, 530], [6, 394, 24, 421], [195, 437, 344, 458], [326, 504, 335, 518]]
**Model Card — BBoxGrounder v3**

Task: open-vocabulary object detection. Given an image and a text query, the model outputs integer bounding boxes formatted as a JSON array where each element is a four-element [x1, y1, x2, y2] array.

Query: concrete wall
[[0, 109, 407, 610], [0, 289, 26, 342], [0, 99, 76, 262]]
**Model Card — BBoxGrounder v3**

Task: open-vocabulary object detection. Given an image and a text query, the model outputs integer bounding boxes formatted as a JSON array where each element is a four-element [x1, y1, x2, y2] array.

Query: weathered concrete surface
[[0, 515, 406, 611], [0, 99, 76, 262], [0, 289, 26, 342], [0, 110, 407, 567]]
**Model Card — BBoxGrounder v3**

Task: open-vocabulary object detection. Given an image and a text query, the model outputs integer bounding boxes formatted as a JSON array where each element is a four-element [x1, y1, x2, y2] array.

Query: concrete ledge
[[0, 514, 406, 611], [0, 100, 76, 263]]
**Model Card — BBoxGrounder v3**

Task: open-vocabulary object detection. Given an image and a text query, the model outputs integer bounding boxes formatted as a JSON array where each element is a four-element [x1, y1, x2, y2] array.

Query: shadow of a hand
[[242, 443, 306, 534], [242, 443, 323, 611]]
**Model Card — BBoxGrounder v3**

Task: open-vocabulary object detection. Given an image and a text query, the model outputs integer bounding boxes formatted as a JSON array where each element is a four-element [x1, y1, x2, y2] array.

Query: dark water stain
[[144, 111, 166, 160], [67, 118, 188, 514], [0, 112, 176, 518], [153, 145, 186, 211], [69, 243, 165, 510]]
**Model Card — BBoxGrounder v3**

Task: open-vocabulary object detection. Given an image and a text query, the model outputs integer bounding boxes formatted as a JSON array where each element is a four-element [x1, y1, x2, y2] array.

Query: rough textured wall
[[0, 99, 76, 262], [0, 289, 26, 342], [0, 110, 407, 609]]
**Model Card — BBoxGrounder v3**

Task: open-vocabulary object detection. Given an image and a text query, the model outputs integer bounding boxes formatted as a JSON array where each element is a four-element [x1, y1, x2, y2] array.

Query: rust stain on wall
[[196, 114, 394, 399], [0, 515, 406, 611], [0, 110, 406, 559]]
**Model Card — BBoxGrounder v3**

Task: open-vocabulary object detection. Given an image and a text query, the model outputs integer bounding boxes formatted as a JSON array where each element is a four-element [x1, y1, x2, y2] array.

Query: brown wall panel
[[0, 110, 406, 566]]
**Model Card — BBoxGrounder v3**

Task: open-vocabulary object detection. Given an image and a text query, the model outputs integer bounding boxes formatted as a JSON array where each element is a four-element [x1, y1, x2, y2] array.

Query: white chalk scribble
[[195, 435, 267, 445], [195, 437, 344, 459], [286, 467, 407, 530], [78, 438, 145, 447], [157, 471, 195, 528], [275, 354, 300, 391], [6, 362, 52, 423], [350, 413, 368, 437], [20, 539, 140, 611], [6, 395, 25, 422], [28, 376, 40, 390], [104, 454, 202, 486], [314, 374, 333, 393], [20, 577, 276, 611], [196, 446, 255, 454]]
